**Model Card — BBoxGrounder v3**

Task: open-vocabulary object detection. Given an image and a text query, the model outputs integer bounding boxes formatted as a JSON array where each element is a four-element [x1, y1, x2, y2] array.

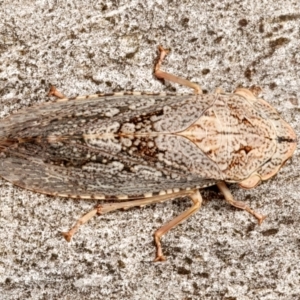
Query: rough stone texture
[[0, 1, 299, 299]]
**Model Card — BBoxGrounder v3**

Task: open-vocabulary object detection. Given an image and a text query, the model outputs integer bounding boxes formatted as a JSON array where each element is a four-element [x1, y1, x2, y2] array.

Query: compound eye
[[238, 173, 262, 189]]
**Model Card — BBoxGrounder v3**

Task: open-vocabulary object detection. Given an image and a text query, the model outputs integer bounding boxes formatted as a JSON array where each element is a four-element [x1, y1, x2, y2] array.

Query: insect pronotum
[[0, 46, 297, 261]]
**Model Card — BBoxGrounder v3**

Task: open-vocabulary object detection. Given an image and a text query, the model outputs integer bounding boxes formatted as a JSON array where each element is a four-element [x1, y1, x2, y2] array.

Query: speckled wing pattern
[[0, 92, 295, 200], [0, 94, 218, 199]]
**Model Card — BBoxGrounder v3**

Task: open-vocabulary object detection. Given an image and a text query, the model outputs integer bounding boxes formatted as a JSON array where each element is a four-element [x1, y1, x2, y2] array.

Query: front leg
[[217, 181, 267, 225]]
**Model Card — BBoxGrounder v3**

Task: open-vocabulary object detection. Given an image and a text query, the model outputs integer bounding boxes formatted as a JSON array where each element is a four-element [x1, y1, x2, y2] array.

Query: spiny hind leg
[[216, 181, 267, 225], [154, 46, 203, 94], [62, 189, 201, 262]]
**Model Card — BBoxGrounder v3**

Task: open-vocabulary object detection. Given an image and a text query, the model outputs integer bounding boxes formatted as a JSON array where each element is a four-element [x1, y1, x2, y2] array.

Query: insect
[[0, 46, 297, 261]]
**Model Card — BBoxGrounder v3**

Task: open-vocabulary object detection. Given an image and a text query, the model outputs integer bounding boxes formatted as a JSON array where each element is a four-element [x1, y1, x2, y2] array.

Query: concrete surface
[[0, 0, 299, 299]]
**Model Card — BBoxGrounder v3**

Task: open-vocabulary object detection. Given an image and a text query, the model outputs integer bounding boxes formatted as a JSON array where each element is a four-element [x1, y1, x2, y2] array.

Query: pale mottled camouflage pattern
[[0, 91, 296, 200]]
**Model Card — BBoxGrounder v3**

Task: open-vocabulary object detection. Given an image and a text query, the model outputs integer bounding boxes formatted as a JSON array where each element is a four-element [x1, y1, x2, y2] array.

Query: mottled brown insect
[[0, 47, 297, 261]]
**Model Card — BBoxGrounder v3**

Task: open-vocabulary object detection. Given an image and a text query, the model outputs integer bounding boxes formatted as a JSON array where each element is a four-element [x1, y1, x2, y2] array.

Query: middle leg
[[154, 46, 203, 94]]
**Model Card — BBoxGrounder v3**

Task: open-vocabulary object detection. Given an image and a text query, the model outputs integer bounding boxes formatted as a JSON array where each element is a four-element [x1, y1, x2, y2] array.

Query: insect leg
[[216, 181, 267, 225], [153, 190, 202, 262], [62, 208, 98, 242], [154, 46, 203, 94], [48, 85, 66, 99], [62, 190, 195, 244]]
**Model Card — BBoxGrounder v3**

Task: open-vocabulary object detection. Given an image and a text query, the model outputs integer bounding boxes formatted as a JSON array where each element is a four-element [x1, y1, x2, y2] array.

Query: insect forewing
[[0, 94, 217, 199]]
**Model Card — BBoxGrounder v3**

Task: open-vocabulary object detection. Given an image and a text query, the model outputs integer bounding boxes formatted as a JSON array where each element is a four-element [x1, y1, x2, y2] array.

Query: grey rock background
[[0, 0, 299, 299]]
